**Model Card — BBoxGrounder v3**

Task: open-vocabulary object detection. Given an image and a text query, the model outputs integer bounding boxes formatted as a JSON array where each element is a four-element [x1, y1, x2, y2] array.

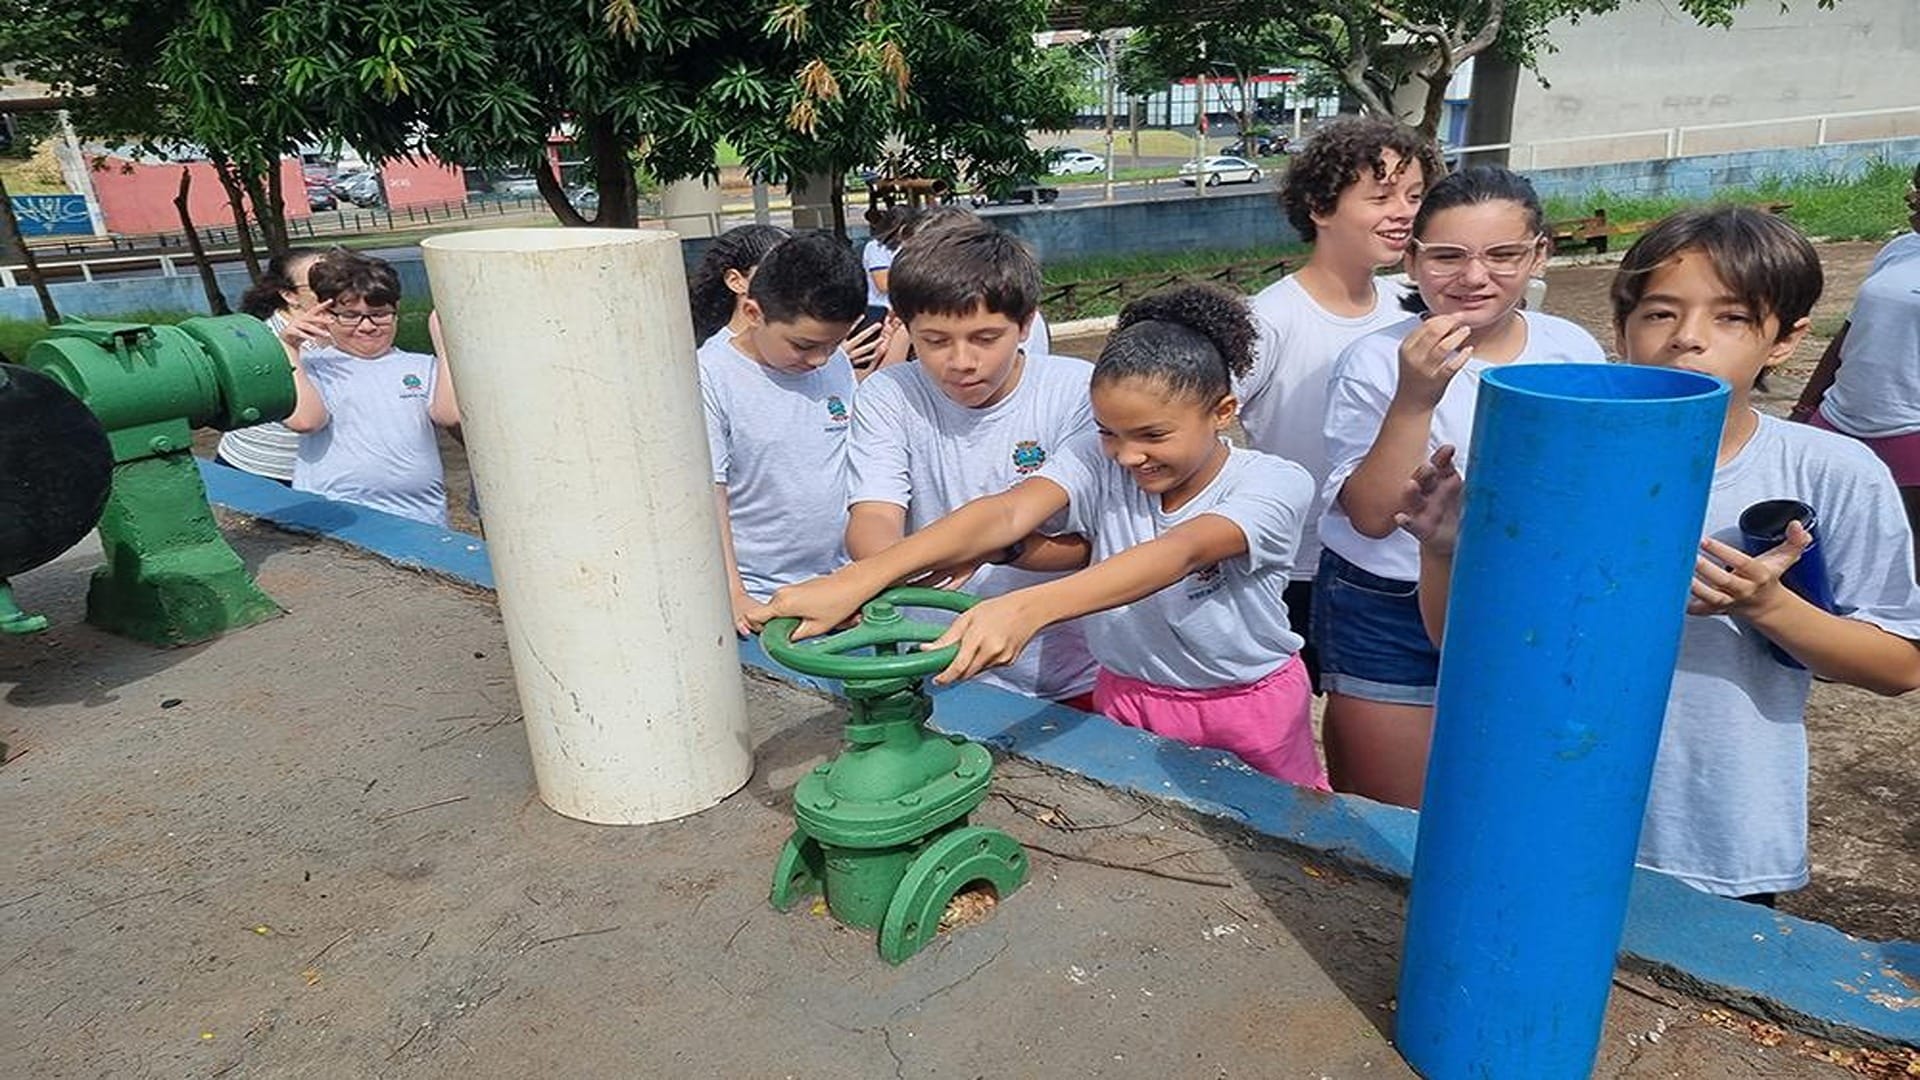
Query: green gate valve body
[[24, 317, 296, 645], [761, 588, 1030, 963]]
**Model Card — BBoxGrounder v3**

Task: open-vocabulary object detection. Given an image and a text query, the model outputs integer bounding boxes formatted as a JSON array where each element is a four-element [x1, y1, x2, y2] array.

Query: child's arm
[[846, 502, 908, 560], [924, 513, 1250, 684], [1692, 530, 1920, 695], [1394, 445, 1464, 647], [278, 303, 335, 433], [1789, 321, 1848, 422], [1338, 316, 1472, 538], [426, 310, 462, 429], [748, 478, 1071, 640], [712, 485, 756, 637]]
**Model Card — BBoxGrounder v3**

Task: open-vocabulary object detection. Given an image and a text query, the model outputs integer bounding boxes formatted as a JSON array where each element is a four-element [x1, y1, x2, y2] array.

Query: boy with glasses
[[285, 251, 462, 527]]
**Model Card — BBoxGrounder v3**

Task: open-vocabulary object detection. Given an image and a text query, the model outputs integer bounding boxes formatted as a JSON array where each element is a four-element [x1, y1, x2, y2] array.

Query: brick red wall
[[91, 157, 311, 236]]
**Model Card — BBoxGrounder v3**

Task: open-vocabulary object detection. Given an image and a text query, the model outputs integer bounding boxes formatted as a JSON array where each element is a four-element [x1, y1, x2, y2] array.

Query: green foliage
[[1544, 161, 1914, 244]]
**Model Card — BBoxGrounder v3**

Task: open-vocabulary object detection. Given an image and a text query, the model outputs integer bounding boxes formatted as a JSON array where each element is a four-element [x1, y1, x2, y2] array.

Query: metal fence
[[1456, 104, 1920, 170]]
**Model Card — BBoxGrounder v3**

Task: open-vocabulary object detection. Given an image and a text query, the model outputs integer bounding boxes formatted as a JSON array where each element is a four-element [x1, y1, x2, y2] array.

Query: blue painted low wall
[[1528, 136, 1920, 202], [991, 190, 1298, 263], [0, 252, 435, 323]]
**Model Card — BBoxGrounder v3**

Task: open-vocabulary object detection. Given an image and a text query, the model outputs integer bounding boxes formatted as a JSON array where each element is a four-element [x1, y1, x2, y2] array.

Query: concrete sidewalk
[[0, 523, 1862, 1077]]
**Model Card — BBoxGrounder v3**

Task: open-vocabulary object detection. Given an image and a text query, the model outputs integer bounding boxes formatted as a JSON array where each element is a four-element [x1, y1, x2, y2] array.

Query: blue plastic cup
[[1737, 499, 1833, 667]]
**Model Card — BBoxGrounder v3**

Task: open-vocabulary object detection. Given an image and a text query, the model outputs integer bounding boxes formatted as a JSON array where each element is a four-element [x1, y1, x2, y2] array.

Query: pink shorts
[[1092, 657, 1330, 791], [1809, 409, 1920, 487]]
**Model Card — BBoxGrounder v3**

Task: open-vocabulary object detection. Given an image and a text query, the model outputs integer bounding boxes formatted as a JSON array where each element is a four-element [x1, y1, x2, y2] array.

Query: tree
[[1091, 0, 1839, 138], [274, 0, 1080, 229], [1119, 22, 1299, 138]]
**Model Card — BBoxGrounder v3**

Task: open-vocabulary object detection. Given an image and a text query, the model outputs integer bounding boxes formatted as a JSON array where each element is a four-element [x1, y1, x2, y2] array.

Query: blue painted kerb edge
[[197, 459, 1920, 1048]]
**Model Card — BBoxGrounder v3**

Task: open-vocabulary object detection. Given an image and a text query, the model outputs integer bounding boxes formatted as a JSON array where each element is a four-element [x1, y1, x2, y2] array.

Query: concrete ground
[[0, 521, 1883, 1077]]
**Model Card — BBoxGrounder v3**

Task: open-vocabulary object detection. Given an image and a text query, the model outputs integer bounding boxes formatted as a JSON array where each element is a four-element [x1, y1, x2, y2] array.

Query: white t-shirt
[[1040, 437, 1313, 688], [848, 354, 1099, 699], [699, 333, 856, 599], [863, 240, 894, 308], [293, 346, 448, 527], [1024, 310, 1051, 360], [1639, 414, 1920, 896], [1818, 232, 1920, 438], [1320, 312, 1607, 581], [1240, 273, 1409, 580]]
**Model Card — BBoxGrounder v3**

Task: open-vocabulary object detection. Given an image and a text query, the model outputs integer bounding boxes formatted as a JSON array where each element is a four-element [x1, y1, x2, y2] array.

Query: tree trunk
[[0, 173, 61, 324], [209, 154, 263, 281], [535, 151, 590, 226], [829, 170, 848, 242], [238, 167, 288, 257], [174, 168, 231, 316], [262, 166, 289, 256], [1417, 70, 1450, 139], [589, 113, 639, 228]]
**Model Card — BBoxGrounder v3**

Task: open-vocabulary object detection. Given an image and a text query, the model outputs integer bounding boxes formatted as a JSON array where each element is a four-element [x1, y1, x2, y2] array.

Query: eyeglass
[[1412, 236, 1544, 278], [329, 309, 398, 328]]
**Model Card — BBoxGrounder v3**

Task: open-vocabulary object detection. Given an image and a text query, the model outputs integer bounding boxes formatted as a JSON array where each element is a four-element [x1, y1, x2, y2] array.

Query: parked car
[[304, 177, 338, 212], [330, 170, 385, 208], [1178, 155, 1264, 187], [1045, 149, 1106, 176], [1222, 134, 1289, 158]]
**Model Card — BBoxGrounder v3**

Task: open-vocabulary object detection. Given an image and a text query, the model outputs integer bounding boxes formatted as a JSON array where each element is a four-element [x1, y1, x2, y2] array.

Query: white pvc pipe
[[420, 228, 751, 825]]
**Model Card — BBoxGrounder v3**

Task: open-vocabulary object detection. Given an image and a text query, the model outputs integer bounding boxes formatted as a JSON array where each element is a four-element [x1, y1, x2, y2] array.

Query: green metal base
[[879, 826, 1028, 965], [0, 581, 49, 635], [87, 454, 282, 646]]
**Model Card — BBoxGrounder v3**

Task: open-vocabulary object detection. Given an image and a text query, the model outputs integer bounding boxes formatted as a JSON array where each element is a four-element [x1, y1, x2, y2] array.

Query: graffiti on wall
[[9, 195, 92, 236]]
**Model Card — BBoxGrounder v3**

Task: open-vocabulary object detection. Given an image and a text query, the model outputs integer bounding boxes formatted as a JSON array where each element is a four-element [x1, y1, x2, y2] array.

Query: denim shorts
[[1311, 549, 1439, 706]]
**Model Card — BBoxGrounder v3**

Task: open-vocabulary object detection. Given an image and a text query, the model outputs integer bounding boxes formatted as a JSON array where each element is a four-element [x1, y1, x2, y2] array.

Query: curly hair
[[688, 225, 789, 341], [1093, 283, 1255, 404], [1280, 117, 1444, 243]]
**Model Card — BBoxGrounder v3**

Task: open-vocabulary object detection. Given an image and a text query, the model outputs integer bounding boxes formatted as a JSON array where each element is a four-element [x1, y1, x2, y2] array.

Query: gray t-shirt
[[847, 355, 1098, 699], [293, 346, 448, 527], [1239, 273, 1408, 580], [1639, 414, 1920, 895], [699, 333, 855, 599], [1819, 232, 1920, 438], [1041, 437, 1313, 689]]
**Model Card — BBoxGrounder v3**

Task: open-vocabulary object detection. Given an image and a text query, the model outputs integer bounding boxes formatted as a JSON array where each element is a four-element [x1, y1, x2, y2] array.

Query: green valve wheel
[[760, 587, 977, 683], [878, 826, 1030, 965]]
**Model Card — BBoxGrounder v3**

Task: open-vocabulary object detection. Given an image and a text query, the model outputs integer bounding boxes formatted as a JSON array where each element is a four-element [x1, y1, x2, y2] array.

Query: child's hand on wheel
[[747, 572, 868, 640], [922, 596, 1043, 685]]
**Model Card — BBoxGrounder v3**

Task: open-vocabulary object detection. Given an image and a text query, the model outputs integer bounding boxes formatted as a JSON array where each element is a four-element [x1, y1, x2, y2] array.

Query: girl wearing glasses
[[1312, 166, 1605, 808]]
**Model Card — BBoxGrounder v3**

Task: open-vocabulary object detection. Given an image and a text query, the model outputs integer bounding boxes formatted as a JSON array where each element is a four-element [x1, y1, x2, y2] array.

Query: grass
[[1039, 241, 1310, 322], [0, 298, 437, 362], [1545, 160, 1915, 243]]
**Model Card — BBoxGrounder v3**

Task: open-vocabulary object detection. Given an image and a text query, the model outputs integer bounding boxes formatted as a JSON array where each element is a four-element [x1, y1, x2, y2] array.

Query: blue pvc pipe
[[1395, 364, 1729, 1078]]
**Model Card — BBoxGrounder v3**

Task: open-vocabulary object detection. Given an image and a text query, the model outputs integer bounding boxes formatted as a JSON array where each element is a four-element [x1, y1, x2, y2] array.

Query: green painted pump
[[18, 317, 295, 645], [760, 587, 1029, 964]]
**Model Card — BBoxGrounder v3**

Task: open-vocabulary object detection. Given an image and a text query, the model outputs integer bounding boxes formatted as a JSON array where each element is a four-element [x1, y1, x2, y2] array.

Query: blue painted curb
[[198, 459, 1920, 1048]]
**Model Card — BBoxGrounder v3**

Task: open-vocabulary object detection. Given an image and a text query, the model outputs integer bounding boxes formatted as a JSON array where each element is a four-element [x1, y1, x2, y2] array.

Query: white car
[[1047, 150, 1107, 176], [1178, 155, 1263, 187]]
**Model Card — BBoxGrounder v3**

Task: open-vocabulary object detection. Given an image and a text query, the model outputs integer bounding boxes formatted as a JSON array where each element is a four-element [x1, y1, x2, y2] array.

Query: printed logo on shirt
[[1185, 563, 1223, 600], [825, 395, 849, 425], [399, 372, 426, 400], [1011, 440, 1047, 475]]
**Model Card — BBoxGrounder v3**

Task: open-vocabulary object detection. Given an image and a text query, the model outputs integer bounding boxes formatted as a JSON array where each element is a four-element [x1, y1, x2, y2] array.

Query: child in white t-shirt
[[701, 232, 867, 635], [839, 220, 1099, 704], [1402, 207, 1920, 900], [1240, 117, 1441, 686], [752, 284, 1326, 788], [285, 252, 461, 528], [1315, 167, 1605, 809]]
